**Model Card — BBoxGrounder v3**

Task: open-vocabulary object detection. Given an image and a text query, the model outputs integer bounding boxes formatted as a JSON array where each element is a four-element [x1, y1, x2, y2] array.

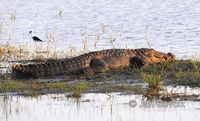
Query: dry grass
[[0, 22, 123, 62]]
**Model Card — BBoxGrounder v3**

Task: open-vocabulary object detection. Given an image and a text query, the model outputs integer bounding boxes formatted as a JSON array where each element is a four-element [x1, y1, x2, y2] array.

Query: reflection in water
[[0, 95, 11, 121], [0, 93, 199, 121], [0, 94, 22, 121]]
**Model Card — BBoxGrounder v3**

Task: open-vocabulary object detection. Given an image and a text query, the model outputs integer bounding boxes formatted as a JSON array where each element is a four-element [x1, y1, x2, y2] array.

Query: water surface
[[0, 93, 200, 121]]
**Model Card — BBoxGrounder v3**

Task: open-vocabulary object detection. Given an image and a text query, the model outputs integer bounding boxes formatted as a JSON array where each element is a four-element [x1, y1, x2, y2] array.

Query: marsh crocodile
[[11, 48, 175, 79]]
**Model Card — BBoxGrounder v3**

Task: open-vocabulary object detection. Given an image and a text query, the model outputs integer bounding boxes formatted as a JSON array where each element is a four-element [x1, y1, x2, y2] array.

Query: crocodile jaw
[[145, 51, 176, 64]]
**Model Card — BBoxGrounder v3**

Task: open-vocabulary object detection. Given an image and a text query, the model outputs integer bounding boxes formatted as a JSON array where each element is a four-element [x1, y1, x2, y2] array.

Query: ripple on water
[[0, 92, 199, 121]]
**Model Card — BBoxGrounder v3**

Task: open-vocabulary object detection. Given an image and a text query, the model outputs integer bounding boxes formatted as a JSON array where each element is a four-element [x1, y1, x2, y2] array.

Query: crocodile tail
[[11, 61, 63, 79], [11, 64, 34, 79]]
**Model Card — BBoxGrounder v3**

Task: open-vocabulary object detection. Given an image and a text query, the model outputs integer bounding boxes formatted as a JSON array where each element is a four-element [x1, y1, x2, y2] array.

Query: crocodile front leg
[[129, 56, 149, 68]]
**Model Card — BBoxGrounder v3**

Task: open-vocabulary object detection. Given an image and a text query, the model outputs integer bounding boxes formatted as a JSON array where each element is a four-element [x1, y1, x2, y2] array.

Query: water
[[0, 86, 199, 121], [0, 0, 200, 58], [0, 93, 199, 121]]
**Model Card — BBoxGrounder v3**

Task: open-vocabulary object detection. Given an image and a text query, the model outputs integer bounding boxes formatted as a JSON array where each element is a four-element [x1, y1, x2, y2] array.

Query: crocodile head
[[139, 48, 176, 64]]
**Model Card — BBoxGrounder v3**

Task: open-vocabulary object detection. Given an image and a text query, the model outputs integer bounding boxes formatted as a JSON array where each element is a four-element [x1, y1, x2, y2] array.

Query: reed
[[139, 73, 162, 97], [67, 82, 92, 98]]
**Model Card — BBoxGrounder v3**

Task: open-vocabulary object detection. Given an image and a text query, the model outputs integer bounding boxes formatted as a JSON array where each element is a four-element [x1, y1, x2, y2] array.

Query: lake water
[[0, 86, 199, 121], [0, 0, 200, 59], [0, 93, 200, 121]]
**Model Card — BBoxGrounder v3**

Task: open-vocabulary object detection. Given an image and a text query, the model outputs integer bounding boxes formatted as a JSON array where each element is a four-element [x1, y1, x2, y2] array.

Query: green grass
[[0, 81, 93, 98], [137, 60, 200, 99], [46, 82, 70, 91], [104, 84, 136, 93], [0, 81, 27, 93], [139, 73, 162, 96], [28, 83, 41, 97], [67, 82, 93, 98], [173, 71, 200, 87], [140, 60, 200, 87]]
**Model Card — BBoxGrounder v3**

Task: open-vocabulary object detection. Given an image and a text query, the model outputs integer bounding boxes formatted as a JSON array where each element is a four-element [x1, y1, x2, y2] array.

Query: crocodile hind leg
[[129, 57, 149, 68], [90, 58, 109, 72], [78, 58, 109, 75]]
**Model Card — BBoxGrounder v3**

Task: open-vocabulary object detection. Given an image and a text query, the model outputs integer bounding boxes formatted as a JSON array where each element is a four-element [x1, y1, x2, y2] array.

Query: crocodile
[[11, 48, 175, 79]]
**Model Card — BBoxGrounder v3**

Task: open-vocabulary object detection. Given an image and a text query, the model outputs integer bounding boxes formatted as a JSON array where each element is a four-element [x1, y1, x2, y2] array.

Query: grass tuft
[[140, 73, 162, 97], [67, 82, 92, 98], [0, 81, 26, 93]]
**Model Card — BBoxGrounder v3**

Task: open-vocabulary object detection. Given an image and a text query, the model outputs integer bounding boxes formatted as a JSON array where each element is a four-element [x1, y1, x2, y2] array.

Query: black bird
[[29, 31, 43, 42]]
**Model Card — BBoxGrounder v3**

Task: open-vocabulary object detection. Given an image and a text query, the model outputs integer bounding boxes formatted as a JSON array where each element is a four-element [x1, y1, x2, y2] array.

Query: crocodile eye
[[167, 53, 173, 56], [167, 53, 175, 59]]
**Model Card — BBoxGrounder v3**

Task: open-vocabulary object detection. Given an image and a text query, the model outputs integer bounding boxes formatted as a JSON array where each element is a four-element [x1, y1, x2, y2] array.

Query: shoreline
[[0, 60, 199, 100]]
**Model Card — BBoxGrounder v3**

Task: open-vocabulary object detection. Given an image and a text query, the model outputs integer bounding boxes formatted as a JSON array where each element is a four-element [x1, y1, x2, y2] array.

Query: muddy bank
[[0, 60, 199, 101], [2, 59, 199, 86], [0, 80, 199, 102]]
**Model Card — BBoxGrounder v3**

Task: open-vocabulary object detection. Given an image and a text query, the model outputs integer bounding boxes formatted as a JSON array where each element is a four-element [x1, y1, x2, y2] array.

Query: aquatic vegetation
[[0, 81, 26, 93], [46, 82, 69, 91], [139, 73, 162, 97], [137, 60, 200, 100], [103, 84, 143, 93], [140, 60, 200, 87], [28, 83, 41, 97], [66, 82, 93, 98]]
